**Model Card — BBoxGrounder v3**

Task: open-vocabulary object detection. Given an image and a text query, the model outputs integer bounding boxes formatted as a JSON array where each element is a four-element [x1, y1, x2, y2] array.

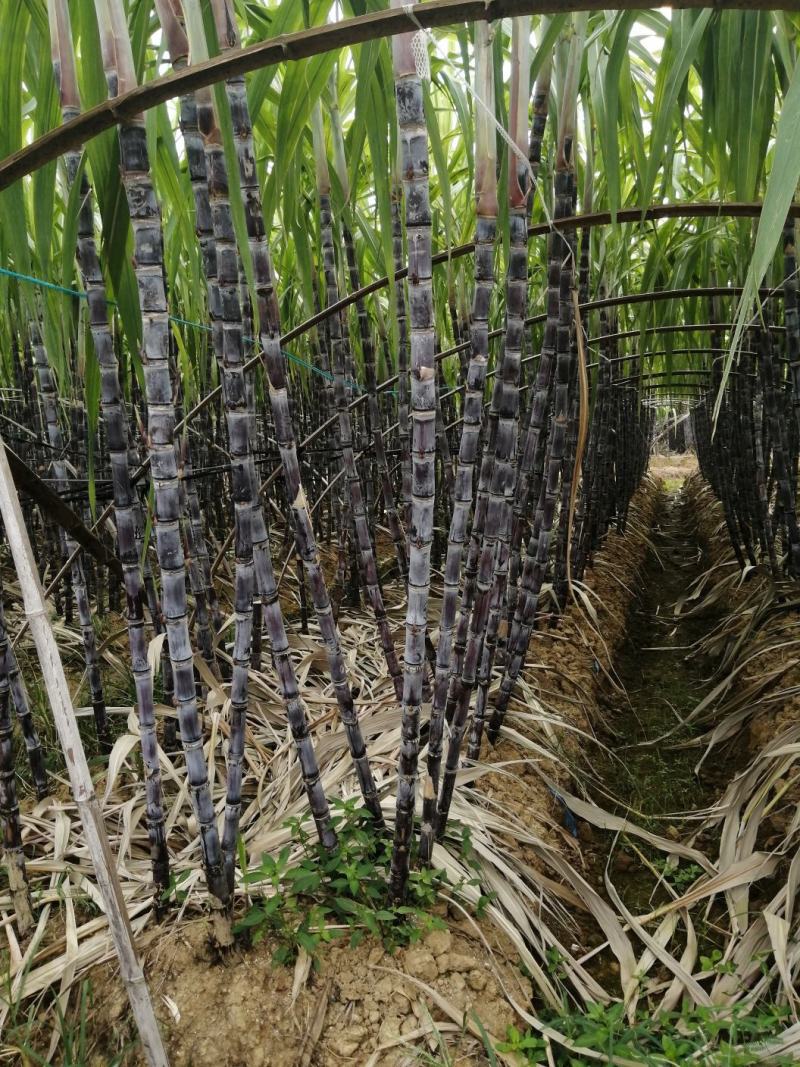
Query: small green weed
[[498, 1000, 793, 1065], [698, 947, 736, 976], [232, 798, 485, 966], [652, 858, 704, 892], [2, 978, 131, 1066], [159, 867, 194, 907]]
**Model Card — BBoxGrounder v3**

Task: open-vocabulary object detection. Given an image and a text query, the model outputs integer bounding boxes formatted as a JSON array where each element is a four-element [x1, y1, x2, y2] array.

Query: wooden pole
[[0, 435, 169, 1067]]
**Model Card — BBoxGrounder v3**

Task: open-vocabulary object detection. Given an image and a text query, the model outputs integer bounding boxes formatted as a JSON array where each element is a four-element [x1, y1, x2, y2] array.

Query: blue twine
[[0, 264, 385, 395], [547, 786, 579, 838], [0, 266, 106, 302]]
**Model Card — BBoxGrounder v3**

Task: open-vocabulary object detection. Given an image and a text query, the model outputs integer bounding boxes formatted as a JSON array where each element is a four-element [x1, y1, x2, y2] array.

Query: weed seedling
[[233, 798, 481, 966]]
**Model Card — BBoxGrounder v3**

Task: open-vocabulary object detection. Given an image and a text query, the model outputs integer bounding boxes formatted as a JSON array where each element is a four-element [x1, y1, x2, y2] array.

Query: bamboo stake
[[0, 435, 169, 1067]]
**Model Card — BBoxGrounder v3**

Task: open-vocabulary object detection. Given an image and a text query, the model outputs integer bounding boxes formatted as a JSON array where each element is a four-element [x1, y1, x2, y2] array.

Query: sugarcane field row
[[2, 2, 800, 1064]]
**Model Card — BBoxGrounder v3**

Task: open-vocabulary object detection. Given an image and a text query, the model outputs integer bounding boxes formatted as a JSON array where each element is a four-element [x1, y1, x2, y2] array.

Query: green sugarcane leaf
[[247, 0, 333, 121], [234, 907, 266, 930], [732, 14, 773, 203], [360, 56, 395, 338], [347, 38, 381, 195], [271, 52, 338, 231], [722, 53, 800, 420], [438, 69, 473, 193], [535, 12, 567, 82], [424, 85, 452, 256], [289, 199, 316, 325], [236, 836, 248, 883], [0, 5, 34, 316], [603, 11, 636, 220], [73, 0, 140, 356], [642, 9, 712, 214], [31, 25, 59, 280], [140, 482, 155, 575], [60, 153, 86, 323]]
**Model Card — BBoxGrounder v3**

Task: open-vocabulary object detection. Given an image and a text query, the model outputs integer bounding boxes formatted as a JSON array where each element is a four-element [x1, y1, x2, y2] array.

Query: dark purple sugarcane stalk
[[445, 374, 500, 728], [445, 38, 555, 713], [180, 443, 219, 671], [742, 338, 780, 576], [550, 250, 582, 610], [783, 214, 800, 436], [419, 21, 497, 860], [758, 324, 800, 576], [568, 221, 594, 584], [740, 349, 767, 556], [242, 326, 335, 845], [194, 86, 255, 893], [0, 570, 48, 799], [156, 0, 223, 662], [47, 0, 172, 882], [312, 104, 403, 700], [505, 44, 554, 624], [555, 143, 592, 604], [175, 7, 335, 855], [705, 308, 748, 568], [435, 355, 455, 489], [240, 264, 264, 674], [712, 302, 758, 565], [487, 18, 586, 744], [600, 328, 621, 538], [341, 217, 408, 577], [326, 76, 398, 567], [173, 367, 217, 679], [451, 35, 552, 689], [207, 0, 384, 826], [0, 568, 35, 933], [435, 18, 531, 837], [393, 180, 413, 535], [388, 0, 438, 898], [0, 642, 33, 934], [29, 322, 111, 752], [329, 93, 409, 581], [466, 494, 512, 759], [572, 338, 605, 576], [251, 500, 337, 848], [92, 0, 229, 909], [729, 364, 759, 564]]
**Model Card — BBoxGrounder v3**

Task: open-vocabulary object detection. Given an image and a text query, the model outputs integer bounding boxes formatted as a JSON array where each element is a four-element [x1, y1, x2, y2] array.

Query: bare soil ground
[[649, 451, 698, 489], [88, 914, 532, 1067]]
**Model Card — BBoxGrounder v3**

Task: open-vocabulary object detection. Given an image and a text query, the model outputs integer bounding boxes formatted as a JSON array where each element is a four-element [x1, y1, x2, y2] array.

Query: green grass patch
[[499, 1000, 793, 1065]]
